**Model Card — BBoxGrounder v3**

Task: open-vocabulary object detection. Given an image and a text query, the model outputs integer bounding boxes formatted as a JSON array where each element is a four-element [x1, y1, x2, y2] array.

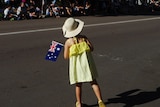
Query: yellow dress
[[69, 38, 98, 85]]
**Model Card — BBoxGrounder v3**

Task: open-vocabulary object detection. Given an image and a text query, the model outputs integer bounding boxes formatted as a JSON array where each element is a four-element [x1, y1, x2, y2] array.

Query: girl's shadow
[[106, 87, 160, 107], [85, 87, 160, 107]]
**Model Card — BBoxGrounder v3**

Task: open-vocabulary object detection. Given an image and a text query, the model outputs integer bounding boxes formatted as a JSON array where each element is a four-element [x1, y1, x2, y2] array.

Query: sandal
[[76, 102, 81, 107], [98, 100, 106, 107]]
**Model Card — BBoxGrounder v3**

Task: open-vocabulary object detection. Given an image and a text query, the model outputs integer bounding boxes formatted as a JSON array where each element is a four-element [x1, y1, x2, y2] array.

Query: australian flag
[[45, 41, 63, 61]]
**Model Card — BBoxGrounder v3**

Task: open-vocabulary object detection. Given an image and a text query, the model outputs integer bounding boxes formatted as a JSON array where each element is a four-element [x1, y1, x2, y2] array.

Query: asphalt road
[[0, 16, 160, 107]]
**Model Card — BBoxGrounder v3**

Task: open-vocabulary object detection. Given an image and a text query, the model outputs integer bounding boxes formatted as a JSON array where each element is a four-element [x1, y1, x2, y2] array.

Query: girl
[[63, 17, 106, 107]]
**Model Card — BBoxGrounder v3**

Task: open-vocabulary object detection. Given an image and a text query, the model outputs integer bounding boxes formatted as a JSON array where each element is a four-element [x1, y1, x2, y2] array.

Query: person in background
[[63, 0, 72, 16], [71, 0, 84, 16], [28, 0, 42, 19], [28, 5, 38, 19], [84, 0, 91, 15], [150, 0, 160, 12], [50, 1, 61, 18], [17, 2, 28, 20], [45, 4, 53, 17], [4, 5, 17, 20]]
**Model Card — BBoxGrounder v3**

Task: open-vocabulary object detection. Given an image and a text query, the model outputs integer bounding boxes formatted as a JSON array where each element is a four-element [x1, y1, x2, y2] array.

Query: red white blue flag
[[45, 41, 63, 61]]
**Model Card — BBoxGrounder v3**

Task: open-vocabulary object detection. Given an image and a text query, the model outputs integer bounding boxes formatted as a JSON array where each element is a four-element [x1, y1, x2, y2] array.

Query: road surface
[[0, 16, 160, 107]]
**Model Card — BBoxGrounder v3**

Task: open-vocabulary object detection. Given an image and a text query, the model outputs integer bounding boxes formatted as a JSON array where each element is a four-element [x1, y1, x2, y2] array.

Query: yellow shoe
[[76, 102, 81, 107], [98, 100, 106, 107]]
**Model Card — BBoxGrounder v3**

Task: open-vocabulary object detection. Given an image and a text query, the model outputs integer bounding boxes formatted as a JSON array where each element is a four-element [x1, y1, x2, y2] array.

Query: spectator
[[150, 0, 160, 12], [17, 2, 28, 20], [71, 0, 84, 16], [28, 0, 42, 19], [84, 0, 91, 15], [45, 4, 53, 17], [4, 5, 17, 20], [51, 4, 60, 17], [63, 0, 72, 16], [50, 0, 64, 18], [54, 0, 65, 16], [28, 5, 38, 19]]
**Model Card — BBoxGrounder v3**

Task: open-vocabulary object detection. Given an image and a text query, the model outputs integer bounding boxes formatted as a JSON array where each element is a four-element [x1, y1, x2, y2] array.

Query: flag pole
[[53, 40, 64, 46]]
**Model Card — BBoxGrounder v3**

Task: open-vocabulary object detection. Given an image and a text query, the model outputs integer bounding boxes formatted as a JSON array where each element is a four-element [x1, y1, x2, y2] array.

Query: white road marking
[[85, 17, 160, 27], [1, 17, 160, 36]]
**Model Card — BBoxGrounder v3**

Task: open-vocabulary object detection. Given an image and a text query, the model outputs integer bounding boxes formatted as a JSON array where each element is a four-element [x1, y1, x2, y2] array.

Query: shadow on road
[[85, 87, 160, 107]]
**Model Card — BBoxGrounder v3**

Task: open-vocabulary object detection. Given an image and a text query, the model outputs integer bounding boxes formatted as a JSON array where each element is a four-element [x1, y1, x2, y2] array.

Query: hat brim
[[62, 19, 84, 38]]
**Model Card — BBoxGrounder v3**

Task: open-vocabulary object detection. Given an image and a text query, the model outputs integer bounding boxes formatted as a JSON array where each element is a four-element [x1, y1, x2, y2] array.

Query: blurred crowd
[[0, 0, 95, 20], [0, 0, 160, 21]]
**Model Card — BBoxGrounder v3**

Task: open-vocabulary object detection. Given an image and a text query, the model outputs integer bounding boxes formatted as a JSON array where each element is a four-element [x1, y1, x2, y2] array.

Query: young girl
[[63, 17, 106, 107]]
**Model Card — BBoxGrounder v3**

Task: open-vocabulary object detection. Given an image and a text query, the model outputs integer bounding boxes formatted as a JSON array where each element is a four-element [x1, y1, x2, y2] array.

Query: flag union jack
[[45, 41, 63, 61]]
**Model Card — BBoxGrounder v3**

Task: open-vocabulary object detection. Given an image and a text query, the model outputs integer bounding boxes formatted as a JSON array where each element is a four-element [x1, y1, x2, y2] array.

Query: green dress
[[69, 38, 98, 85]]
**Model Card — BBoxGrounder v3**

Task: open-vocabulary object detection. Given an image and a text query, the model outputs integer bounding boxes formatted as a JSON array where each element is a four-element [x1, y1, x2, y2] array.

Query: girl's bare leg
[[90, 80, 103, 101], [90, 80, 106, 107], [76, 83, 82, 107]]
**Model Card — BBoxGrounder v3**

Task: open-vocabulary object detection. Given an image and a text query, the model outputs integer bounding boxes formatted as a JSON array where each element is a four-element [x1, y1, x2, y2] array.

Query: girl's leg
[[75, 83, 82, 107], [90, 80, 106, 107], [90, 80, 102, 101]]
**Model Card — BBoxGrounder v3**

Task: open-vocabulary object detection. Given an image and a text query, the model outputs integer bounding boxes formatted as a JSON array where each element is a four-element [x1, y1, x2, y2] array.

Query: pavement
[[0, 15, 160, 107]]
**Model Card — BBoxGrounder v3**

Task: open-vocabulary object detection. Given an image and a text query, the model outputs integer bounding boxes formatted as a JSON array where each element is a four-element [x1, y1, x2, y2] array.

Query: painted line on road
[[85, 17, 160, 27], [0, 27, 61, 36], [1, 17, 160, 36]]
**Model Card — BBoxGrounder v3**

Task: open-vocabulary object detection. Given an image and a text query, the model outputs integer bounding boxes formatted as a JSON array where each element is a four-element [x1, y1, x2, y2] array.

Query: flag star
[[57, 48, 60, 51]]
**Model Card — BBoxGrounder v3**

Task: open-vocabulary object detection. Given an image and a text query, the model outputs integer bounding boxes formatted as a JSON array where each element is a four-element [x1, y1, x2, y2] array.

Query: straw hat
[[62, 17, 84, 38]]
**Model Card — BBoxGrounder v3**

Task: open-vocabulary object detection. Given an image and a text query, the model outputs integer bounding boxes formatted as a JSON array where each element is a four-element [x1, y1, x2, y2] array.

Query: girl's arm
[[79, 35, 94, 52], [85, 38, 94, 52], [64, 39, 70, 59]]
